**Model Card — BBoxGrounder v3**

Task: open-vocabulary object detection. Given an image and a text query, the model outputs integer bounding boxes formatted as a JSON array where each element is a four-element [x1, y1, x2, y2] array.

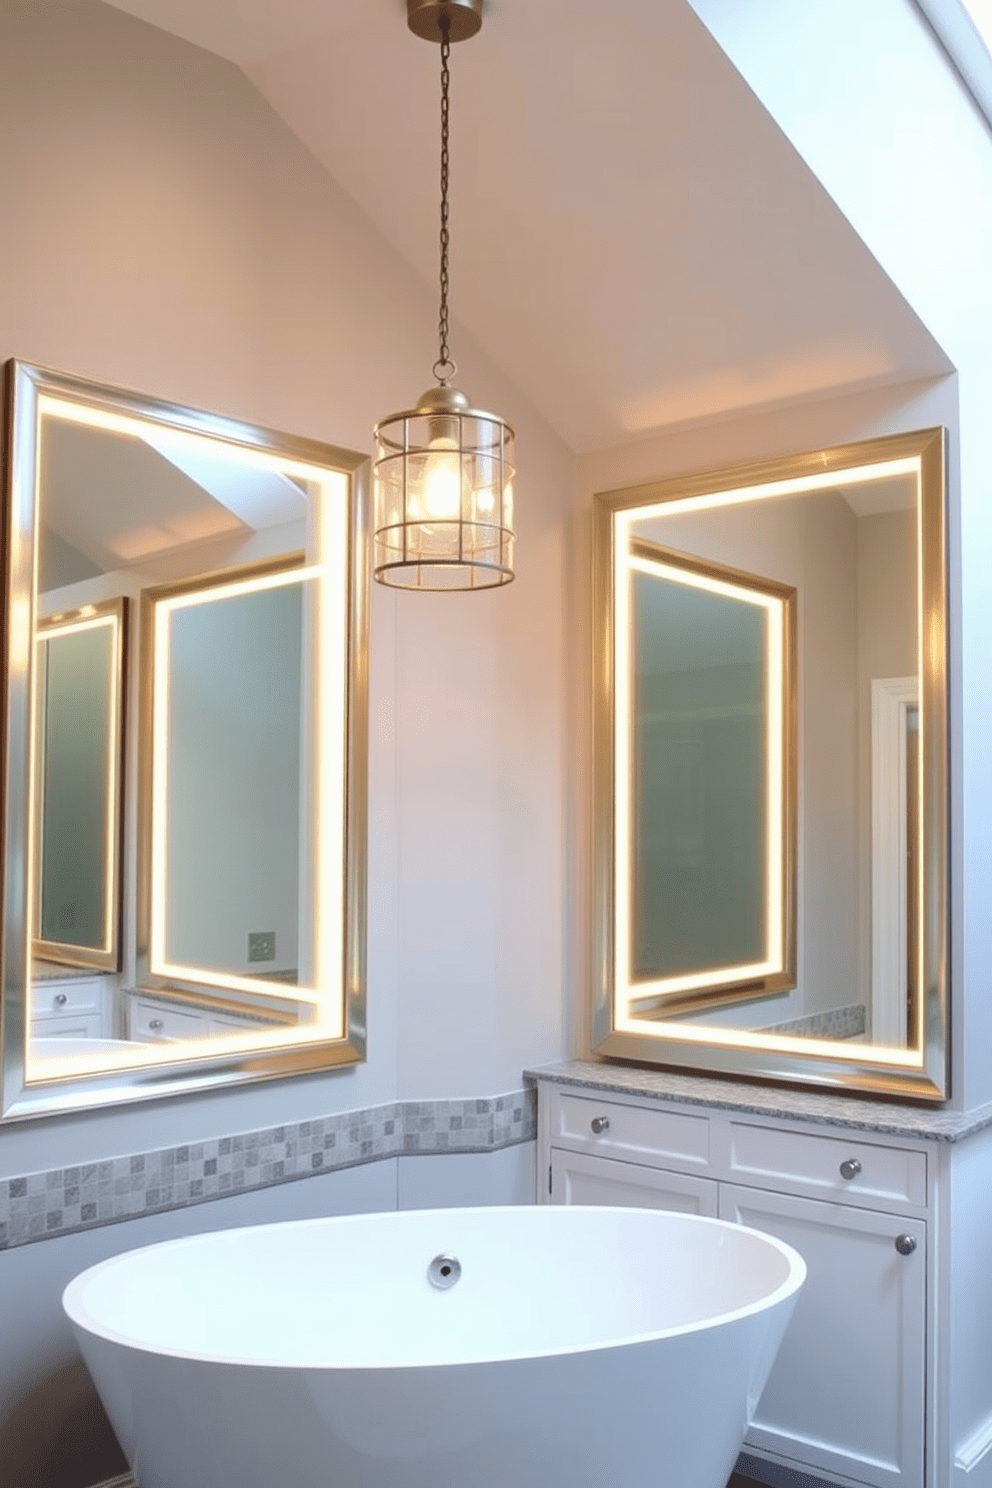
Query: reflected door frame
[[871, 676, 919, 1049]]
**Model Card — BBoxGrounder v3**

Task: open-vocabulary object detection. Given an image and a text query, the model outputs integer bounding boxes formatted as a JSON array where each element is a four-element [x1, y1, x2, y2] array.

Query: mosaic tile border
[[0, 1088, 536, 1252]]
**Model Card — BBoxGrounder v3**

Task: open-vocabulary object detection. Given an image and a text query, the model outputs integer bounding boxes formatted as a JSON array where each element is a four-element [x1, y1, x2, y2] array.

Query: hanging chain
[[434, 17, 455, 384]]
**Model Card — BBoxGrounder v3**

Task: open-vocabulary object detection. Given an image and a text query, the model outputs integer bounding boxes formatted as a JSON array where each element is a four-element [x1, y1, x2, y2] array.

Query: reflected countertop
[[524, 1059, 992, 1143], [31, 962, 108, 983]]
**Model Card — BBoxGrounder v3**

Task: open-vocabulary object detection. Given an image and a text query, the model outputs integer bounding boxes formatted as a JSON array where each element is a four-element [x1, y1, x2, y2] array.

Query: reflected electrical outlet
[[248, 931, 275, 963]]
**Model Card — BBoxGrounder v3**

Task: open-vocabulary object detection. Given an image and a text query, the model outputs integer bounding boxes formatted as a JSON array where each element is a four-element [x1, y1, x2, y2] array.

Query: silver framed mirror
[[1, 361, 369, 1119], [592, 427, 949, 1100]]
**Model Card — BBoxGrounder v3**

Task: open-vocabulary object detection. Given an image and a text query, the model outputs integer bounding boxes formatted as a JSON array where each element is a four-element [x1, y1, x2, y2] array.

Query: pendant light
[[373, 0, 515, 591]]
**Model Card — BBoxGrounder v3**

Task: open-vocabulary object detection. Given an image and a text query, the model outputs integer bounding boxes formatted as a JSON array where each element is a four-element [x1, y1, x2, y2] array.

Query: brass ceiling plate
[[407, 0, 483, 44]]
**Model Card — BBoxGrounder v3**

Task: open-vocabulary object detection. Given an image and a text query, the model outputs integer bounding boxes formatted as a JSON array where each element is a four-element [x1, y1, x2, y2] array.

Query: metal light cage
[[373, 1, 516, 593], [373, 393, 515, 591]]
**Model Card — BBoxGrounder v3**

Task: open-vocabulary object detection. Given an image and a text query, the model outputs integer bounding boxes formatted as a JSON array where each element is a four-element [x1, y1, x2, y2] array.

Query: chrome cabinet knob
[[54, 992, 68, 1006], [149, 1017, 164, 1031], [895, 1234, 917, 1256], [590, 1116, 610, 1135], [839, 1158, 862, 1180]]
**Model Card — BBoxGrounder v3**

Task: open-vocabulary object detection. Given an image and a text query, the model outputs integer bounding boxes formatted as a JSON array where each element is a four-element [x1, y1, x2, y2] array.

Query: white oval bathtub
[[63, 1205, 804, 1488]]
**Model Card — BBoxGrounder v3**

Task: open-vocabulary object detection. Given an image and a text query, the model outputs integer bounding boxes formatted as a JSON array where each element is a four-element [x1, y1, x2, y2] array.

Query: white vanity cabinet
[[30, 975, 110, 1040], [534, 1073, 952, 1488]]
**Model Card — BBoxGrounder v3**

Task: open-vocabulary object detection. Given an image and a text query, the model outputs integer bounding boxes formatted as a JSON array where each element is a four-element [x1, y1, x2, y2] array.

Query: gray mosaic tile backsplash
[[0, 1088, 536, 1252]]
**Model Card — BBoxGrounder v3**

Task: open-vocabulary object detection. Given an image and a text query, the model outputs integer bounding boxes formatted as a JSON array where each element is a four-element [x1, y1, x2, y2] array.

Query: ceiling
[[103, 0, 951, 454]]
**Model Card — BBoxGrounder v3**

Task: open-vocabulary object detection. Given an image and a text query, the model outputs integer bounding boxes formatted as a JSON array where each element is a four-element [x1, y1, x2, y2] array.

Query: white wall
[[0, 4, 571, 1480]]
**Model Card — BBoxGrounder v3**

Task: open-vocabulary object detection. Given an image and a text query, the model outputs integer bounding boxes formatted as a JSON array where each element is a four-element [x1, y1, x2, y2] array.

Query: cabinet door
[[719, 1184, 925, 1488], [30, 1013, 103, 1041], [549, 1149, 718, 1215]]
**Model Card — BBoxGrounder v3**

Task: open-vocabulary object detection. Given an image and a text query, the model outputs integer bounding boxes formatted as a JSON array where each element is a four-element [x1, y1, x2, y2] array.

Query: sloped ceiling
[[104, 0, 951, 453]]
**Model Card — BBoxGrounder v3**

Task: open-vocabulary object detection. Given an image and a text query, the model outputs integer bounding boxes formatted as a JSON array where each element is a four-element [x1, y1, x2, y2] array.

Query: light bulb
[[421, 436, 461, 520]]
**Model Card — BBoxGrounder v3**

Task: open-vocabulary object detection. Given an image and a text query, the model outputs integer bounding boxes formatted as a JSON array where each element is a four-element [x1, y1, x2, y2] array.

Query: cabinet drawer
[[555, 1092, 710, 1171], [131, 999, 212, 1042], [728, 1122, 927, 1207], [31, 979, 101, 1018]]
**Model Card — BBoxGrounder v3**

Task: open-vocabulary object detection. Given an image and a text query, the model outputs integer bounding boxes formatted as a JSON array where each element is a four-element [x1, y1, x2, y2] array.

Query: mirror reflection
[[33, 598, 126, 972], [627, 543, 795, 1016], [152, 569, 307, 993], [593, 429, 948, 1099], [2, 362, 367, 1117]]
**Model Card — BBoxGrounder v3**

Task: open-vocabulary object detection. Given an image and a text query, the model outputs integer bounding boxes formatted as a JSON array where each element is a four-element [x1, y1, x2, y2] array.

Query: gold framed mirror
[[1, 361, 369, 1119], [592, 428, 949, 1100]]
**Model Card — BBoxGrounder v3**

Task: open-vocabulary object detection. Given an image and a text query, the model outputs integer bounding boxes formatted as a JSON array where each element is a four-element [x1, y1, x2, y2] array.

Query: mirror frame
[[591, 427, 950, 1101], [1, 360, 370, 1120]]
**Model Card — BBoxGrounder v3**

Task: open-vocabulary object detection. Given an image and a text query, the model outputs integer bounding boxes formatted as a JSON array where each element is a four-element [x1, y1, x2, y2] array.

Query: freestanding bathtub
[[63, 1205, 805, 1488]]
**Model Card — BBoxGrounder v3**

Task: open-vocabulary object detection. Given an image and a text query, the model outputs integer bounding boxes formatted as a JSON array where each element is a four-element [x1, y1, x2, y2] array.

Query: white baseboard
[[956, 1414, 992, 1485]]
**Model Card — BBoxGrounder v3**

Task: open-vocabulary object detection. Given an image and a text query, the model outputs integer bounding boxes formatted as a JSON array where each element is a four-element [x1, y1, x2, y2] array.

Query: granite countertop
[[31, 962, 107, 983], [524, 1059, 992, 1143]]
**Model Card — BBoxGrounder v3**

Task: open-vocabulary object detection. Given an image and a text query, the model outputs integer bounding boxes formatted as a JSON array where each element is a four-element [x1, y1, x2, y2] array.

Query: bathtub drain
[[427, 1254, 462, 1289]]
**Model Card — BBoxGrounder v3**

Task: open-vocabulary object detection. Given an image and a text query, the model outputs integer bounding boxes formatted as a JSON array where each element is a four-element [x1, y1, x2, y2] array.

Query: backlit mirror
[[33, 598, 127, 973], [1, 361, 368, 1119], [592, 429, 949, 1100]]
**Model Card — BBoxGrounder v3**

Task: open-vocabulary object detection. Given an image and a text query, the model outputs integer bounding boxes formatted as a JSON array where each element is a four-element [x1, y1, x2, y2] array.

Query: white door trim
[[871, 676, 917, 1048]]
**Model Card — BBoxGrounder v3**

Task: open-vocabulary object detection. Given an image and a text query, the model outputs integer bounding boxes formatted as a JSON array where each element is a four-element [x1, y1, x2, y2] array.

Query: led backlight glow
[[32, 606, 122, 958], [610, 452, 927, 1068], [625, 456, 920, 526]]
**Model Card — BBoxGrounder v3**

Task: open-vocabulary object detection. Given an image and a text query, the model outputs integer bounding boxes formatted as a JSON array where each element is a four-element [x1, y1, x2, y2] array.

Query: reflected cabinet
[[592, 428, 949, 1099], [1, 361, 369, 1119]]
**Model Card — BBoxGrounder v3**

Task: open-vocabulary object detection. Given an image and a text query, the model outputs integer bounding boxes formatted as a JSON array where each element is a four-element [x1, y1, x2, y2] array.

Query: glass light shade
[[373, 386, 515, 590]]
